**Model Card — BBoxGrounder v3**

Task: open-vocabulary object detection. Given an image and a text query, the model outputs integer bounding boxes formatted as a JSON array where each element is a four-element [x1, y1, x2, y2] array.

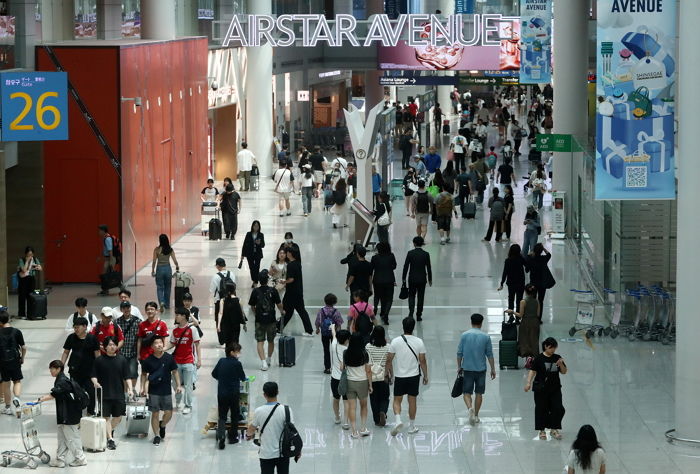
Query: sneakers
[[359, 428, 371, 437], [440, 239, 446, 245], [49, 459, 66, 468], [323, 369, 331, 374], [468, 408, 476, 425], [303, 213, 308, 217], [474, 416, 481, 424], [379, 412, 386, 427], [334, 416, 341, 424], [12, 397, 20, 416], [446, 237, 451, 243], [550, 429, 562, 440], [2, 406, 13, 415], [286, 211, 291, 216], [69, 458, 87, 467], [279, 212, 285, 217], [266, 357, 272, 367], [182, 406, 192, 415], [261, 359, 269, 371], [228, 437, 239, 444], [153, 435, 161, 445], [341, 423, 350, 430], [159, 424, 166, 439], [107, 439, 116, 450], [390, 422, 404, 436], [407, 425, 419, 434], [302, 332, 314, 337], [350, 431, 361, 439]]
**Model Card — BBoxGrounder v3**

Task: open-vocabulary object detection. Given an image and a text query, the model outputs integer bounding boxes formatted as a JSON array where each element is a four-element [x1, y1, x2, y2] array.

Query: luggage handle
[[93, 386, 103, 417]]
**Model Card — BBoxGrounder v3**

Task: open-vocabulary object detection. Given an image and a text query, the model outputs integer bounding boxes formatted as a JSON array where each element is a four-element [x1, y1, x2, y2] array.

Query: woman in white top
[[341, 333, 373, 439], [268, 248, 288, 297], [567, 425, 606, 473], [300, 164, 316, 217], [366, 326, 390, 427], [330, 328, 351, 428], [529, 163, 547, 210]]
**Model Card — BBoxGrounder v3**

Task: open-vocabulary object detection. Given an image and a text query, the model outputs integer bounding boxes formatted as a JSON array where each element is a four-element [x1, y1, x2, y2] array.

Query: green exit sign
[[536, 134, 578, 152]]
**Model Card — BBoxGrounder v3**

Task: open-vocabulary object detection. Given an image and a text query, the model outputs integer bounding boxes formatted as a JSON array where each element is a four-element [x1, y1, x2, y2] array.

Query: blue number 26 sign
[[1, 71, 68, 141]]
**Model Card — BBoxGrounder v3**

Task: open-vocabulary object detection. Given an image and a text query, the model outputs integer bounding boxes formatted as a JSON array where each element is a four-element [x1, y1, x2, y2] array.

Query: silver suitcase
[[80, 388, 106, 452], [125, 401, 151, 438]]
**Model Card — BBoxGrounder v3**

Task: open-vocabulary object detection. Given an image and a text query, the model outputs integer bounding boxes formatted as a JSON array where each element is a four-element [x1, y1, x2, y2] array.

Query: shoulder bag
[[401, 335, 422, 377], [336, 345, 348, 396], [377, 203, 391, 226]]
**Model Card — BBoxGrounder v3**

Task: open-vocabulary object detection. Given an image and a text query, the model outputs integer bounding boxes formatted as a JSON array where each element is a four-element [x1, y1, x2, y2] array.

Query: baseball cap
[[101, 307, 114, 318], [119, 301, 131, 308]]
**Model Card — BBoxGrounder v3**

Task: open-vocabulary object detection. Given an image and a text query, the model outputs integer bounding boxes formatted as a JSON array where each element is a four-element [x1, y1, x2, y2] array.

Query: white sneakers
[[407, 425, 419, 434], [1, 406, 13, 416], [334, 416, 341, 424], [261, 360, 269, 371], [390, 422, 404, 436], [468, 408, 476, 425], [266, 357, 272, 367], [182, 406, 192, 415], [359, 428, 371, 437]]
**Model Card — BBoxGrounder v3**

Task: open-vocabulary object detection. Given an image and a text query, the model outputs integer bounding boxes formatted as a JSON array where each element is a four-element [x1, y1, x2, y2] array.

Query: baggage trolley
[[389, 179, 404, 201], [568, 289, 605, 339], [201, 201, 218, 236], [603, 288, 621, 339], [202, 376, 255, 439], [1, 403, 51, 469]]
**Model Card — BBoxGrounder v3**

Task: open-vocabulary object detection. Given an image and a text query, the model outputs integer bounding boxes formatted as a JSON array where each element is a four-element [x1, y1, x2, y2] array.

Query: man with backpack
[[210, 258, 236, 327], [38, 360, 88, 467], [249, 270, 284, 371], [97, 225, 121, 295], [246, 381, 302, 473], [483, 188, 506, 242], [0, 310, 26, 416], [64, 297, 96, 333], [435, 188, 454, 245], [410, 180, 433, 239], [91, 307, 125, 353], [61, 316, 101, 415]]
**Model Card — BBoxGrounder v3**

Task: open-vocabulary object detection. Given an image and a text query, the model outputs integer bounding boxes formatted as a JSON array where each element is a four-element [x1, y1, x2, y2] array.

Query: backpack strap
[[259, 403, 280, 436]]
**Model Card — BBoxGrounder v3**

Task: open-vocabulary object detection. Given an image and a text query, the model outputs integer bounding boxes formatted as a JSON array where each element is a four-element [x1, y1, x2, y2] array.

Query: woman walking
[[373, 192, 392, 244], [151, 234, 179, 312], [371, 242, 397, 326], [240, 220, 265, 288], [300, 164, 316, 217], [366, 326, 390, 427], [331, 178, 349, 228], [17, 246, 42, 318], [527, 243, 555, 321], [530, 164, 547, 210], [522, 206, 540, 257], [524, 337, 567, 440], [402, 168, 418, 216], [506, 284, 540, 365], [502, 185, 515, 241], [218, 281, 246, 346], [341, 333, 373, 438], [567, 425, 606, 473], [498, 244, 527, 312]]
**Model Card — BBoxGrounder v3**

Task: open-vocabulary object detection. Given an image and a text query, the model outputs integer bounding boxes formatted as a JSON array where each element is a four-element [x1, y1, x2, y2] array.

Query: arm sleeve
[[426, 254, 432, 281], [457, 336, 463, 358], [402, 254, 410, 281], [485, 338, 494, 359], [211, 361, 219, 380]]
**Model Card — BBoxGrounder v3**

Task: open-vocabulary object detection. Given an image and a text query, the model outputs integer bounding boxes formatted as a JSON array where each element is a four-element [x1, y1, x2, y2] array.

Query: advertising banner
[[595, 0, 676, 200], [519, 0, 552, 84], [379, 41, 500, 70]]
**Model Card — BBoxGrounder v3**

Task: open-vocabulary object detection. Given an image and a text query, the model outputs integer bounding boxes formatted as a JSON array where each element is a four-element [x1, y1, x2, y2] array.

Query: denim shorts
[[462, 370, 486, 395]]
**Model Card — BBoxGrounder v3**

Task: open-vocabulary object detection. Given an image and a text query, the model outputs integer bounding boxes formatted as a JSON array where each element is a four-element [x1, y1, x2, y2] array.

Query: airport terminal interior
[[0, 0, 698, 473]]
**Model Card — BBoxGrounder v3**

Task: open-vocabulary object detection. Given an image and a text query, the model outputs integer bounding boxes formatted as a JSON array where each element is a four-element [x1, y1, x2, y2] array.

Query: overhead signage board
[[379, 76, 458, 86], [458, 76, 519, 86], [0, 71, 68, 142]]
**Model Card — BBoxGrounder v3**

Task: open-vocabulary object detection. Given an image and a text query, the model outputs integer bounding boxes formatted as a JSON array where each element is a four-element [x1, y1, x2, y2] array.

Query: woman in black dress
[[240, 220, 265, 288], [498, 243, 528, 314], [524, 337, 567, 440], [402, 168, 417, 216], [527, 243, 555, 321], [218, 281, 246, 345]]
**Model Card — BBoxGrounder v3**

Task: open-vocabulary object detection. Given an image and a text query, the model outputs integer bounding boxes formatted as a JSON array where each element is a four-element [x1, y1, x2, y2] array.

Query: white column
[[552, 0, 587, 234], [41, 0, 75, 41], [97, 0, 123, 40], [675, 0, 700, 443], [245, 0, 274, 178], [9, 0, 37, 69], [141, 0, 176, 40]]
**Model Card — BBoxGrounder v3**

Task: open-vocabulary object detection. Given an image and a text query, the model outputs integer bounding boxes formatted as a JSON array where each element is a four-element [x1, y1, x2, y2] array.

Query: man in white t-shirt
[[272, 163, 294, 217], [386, 317, 428, 437], [236, 142, 256, 192], [449, 132, 468, 172], [200, 179, 219, 202], [113, 289, 144, 321], [64, 297, 97, 333], [330, 152, 348, 180], [246, 381, 300, 473]]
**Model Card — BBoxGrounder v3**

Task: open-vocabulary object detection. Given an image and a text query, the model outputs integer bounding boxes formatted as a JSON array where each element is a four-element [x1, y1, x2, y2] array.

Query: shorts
[[394, 375, 420, 397], [415, 213, 429, 227], [0, 361, 23, 382], [346, 379, 369, 400], [147, 394, 173, 412], [255, 322, 277, 343], [437, 214, 452, 231], [314, 170, 324, 183], [330, 378, 348, 401], [277, 192, 291, 200], [102, 398, 126, 418], [462, 370, 487, 395], [124, 356, 138, 380]]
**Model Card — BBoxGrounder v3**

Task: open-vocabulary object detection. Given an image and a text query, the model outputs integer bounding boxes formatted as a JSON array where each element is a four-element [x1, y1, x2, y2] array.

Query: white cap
[[100, 307, 114, 318]]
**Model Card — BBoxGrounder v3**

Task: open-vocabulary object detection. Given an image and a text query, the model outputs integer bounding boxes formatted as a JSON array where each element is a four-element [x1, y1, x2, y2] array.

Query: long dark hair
[[250, 220, 261, 233], [344, 333, 368, 367], [571, 425, 602, 470], [507, 244, 521, 259], [335, 178, 347, 193], [159, 234, 172, 255], [369, 325, 387, 347]]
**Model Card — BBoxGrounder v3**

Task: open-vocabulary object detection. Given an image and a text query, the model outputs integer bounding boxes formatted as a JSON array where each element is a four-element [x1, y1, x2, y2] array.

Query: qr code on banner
[[625, 166, 648, 188]]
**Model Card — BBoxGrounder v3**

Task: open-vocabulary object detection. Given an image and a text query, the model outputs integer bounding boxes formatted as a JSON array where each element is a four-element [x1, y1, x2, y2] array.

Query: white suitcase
[[125, 402, 151, 438], [80, 387, 107, 452]]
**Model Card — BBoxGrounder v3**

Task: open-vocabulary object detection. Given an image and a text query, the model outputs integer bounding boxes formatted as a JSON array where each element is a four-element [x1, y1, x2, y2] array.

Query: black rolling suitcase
[[27, 290, 48, 320], [208, 208, 223, 241], [501, 311, 518, 341], [462, 195, 476, 219], [442, 120, 450, 134], [100, 269, 122, 292], [278, 319, 296, 367], [499, 340, 518, 370]]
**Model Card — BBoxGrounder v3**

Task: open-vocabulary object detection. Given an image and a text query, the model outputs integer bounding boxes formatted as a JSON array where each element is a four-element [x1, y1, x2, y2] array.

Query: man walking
[[272, 162, 294, 217], [386, 317, 428, 436], [456, 313, 496, 425], [210, 258, 235, 329], [168, 308, 201, 414], [212, 342, 247, 449], [483, 188, 505, 242], [411, 181, 433, 239], [115, 301, 140, 394], [237, 142, 256, 191], [220, 183, 241, 240], [249, 270, 283, 371], [281, 249, 314, 336], [61, 317, 101, 415], [0, 310, 26, 416], [401, 237, 432, 321]]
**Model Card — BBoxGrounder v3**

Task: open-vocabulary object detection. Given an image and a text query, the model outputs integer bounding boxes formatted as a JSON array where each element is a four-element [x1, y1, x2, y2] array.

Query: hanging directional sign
[[379, 76, 458, 87]]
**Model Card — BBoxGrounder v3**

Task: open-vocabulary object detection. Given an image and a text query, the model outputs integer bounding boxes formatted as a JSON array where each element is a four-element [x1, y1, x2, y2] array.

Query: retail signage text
[[379, 76, 458, 86], [222, 14, 511, 48]]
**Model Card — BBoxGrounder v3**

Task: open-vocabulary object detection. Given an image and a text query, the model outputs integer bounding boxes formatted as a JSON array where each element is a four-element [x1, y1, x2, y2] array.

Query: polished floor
[[1, 118, 694, 473]]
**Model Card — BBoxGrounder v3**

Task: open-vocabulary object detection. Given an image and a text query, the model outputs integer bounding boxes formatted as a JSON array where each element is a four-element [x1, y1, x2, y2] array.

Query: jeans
[[522, 230, 538, 257], [370, 380, 390, 424], [408, 282, 426, 318], [246, 257, 262, 284], [175, 363, 196, 408], [155, 265, 172, 308], [56, 424, 85, 464], [17, 275, 35, 317], [507, 284, 524, 311], [373, 282, 394, 321], [377, 224, 389, 244], [222, 211, 238, 239], [301, 187, 314, 214], [321, 334, 332, 370], [260, 457, 290, 474], [532, 189, 544, 209], [534, 388, 565, 430], [217, 392, 240, 441], [282, 295, 313, 334]]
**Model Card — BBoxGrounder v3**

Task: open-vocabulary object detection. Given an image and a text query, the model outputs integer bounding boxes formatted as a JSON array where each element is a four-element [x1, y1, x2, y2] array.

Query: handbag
[[451, 373, 464, 398], [543, 266, 556, 289], [629, 86, 652, 118], [368, 349, 386, 382], [377, 203, 391, 226], [398, 283, 409, 300], [427, 184, 440, 197]]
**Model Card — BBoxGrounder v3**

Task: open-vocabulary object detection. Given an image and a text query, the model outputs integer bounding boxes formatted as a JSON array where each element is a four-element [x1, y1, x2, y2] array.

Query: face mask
[[286, 239, 293, 244]]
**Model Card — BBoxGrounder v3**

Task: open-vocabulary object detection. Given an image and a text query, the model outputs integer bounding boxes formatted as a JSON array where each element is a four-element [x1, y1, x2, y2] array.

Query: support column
[[552, 0, 587, 236], [674, 0, 700, 443], [141, 0, 176, 40], [0, 144, 6, 307], [41, 0, 75, 42], [176, 0, 199, 37], [245, 0, 273, 178], [97, 0, 123, 40], [435, 0, 455, 120], [9, 0, 37, 69]]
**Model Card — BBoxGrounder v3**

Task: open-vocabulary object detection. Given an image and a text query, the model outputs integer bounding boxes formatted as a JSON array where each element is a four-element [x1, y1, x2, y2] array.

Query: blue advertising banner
[[455, 0, 475, 14], [519, 0, 552, 84], [595, 0, 676, 200], [0, 71, 68, 142]]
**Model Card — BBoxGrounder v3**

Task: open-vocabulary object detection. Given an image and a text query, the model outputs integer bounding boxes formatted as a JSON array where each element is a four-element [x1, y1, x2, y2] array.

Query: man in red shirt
[[167, 308, 201, 415], [408, 100, 418, 130], [136, 302, 169, 363], [90, 307, 124, 354]]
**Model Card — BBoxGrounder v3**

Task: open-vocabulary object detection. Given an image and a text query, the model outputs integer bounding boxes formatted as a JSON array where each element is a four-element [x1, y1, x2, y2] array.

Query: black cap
[[120, 301, 131, 308]]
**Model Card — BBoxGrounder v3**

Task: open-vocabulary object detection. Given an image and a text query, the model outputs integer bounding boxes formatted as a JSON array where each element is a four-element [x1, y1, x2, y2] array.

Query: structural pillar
[[97, 0, 123, 40], [245, 0, 274, 178], [176, 0, 199, 37], [9, 0, 37, 69], [674, 0, 700, 444], [552, 0, 587, 235], [141, 0, 177, 40], [41, 0, 75, 42]]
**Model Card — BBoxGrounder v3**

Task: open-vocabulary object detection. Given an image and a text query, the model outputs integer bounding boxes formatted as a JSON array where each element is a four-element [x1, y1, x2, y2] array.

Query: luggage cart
[[600, 288, 622, 338], [201, 376, 255, 439], [568, 289, 605, 339], [389, 179, 404, 201], [201, 201, 218, 236], [1, 403, 51, 469]]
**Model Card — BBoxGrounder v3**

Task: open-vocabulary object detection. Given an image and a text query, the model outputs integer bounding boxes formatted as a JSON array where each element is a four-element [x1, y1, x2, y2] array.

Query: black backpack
[[279, 405, 303, 458], [218, 271, 234, 297], [353, 303, 373, 337], [69, 378, 90, 410], [256, 287, 277, 324], [0, 330, 19, 362], [416, 193, 430, 213], [72, 312, 95, 326]]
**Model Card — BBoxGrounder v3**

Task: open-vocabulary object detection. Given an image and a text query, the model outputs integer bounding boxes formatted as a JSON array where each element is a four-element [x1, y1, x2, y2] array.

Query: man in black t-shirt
[[220, 184, 241, 240], [0, 310, 26, 416], [496, 159, 516, 194], [140, 337, 181, 446], [345, 246, 373, 305], [281, 249, 313, 336], [248, 271, 283, 371], [61, 317, 101, 415], [309, 146, 327, 193], [91, 337, 133, 450]]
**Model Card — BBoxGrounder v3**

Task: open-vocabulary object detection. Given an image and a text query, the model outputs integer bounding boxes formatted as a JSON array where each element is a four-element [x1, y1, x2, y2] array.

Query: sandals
[[538, 431, 547, 440], [550, 430, 562, 440]]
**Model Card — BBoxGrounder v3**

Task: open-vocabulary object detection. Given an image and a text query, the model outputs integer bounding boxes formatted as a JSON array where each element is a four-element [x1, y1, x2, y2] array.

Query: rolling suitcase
[[462, 197, 476, 219], [125, 400, 151, 438], [80, 388, 107, 452], [209, 216, 223, 241], [442, 120, 450, 134], [27, 290, 47, 320], [201, 202, 218, 236], [278, 320, 296, 367], [100, 269, 122, 292], [501, 311, 518, 341], [499, 340, 519, 370]]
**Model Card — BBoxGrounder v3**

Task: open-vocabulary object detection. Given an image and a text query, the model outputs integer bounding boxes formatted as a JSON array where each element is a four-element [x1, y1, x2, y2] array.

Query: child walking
[[315, 293, 344, 374]]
